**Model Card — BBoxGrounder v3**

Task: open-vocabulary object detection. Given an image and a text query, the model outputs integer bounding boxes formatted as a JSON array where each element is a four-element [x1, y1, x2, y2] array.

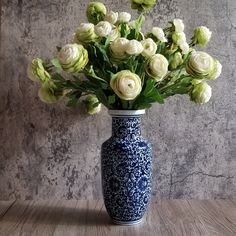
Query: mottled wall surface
[[0, 0, 235, 200]]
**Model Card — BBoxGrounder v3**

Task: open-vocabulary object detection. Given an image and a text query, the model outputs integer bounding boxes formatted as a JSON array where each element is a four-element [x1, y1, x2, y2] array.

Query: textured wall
[[0, 0, 235, 200]]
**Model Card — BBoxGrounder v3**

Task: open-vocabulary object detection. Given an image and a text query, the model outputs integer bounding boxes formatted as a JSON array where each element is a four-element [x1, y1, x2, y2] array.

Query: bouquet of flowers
[[27, 0, 222, 114]]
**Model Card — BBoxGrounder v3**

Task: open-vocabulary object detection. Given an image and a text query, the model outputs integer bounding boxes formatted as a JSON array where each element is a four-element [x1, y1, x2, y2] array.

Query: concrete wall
[[0, 0, 235, 200]]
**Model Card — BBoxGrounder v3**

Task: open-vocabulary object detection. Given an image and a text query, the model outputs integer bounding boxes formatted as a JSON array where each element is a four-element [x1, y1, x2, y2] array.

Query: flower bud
[[86, 2, 107, 24], [179, 42, 189, 54], [94, 21, 112, 37], [85, 95, 101, 115], [105, 11, 118, 25], [173, 19, 185, 33], [146, 54, 169, 81], [118, 12, 131, 23], [193, 26, 212, 47], [125, 40, 144, 55], [208, 59, 222, 80], [170, 52, 183, 70], [152, 27, 167, 42], [74, 23, 98, 44], [141, 38, 157, 58], [110, 37, 129, 61], [27, 58, 50, 83], [190, 82, 212, 104], [110, 70, 142, 100], [131, 0, 157, 12], [172, 32, 186, 45], [38, 81, 64, 104], [58, 44, 89, 73]]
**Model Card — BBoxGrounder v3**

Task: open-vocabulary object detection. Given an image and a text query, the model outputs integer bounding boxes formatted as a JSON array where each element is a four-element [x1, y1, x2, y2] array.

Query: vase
[[101, 110, 152, 225]]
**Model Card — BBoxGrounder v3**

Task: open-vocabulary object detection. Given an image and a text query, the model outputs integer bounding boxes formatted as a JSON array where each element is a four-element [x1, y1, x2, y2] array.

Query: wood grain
[[0, 200, 235, 236]]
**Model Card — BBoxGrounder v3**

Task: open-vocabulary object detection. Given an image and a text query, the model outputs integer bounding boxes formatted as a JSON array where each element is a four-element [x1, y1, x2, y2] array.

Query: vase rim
[[108, 109, 145, 116]]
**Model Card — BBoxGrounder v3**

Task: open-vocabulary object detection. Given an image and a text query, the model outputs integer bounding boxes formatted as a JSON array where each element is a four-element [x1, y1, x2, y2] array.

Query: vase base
[[111, 218, 142, 225]]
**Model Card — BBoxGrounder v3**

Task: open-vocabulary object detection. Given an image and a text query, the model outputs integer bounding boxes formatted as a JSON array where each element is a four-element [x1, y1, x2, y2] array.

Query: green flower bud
[[86, 2, 107, 24], [74, 23, 98, 44], [170, 52, 183, 70], [190, 82, 212, 104], [146, 54, 169, 81], [38, 81, 65, 104], [193, 26, 212, 47], [58, 44, 89, 73], [85, 95, 101, 115], [131, 0, 157, 12], [27, 58, 50, 83], [186, 51, 222, 80], [110, 70, 142, 100]]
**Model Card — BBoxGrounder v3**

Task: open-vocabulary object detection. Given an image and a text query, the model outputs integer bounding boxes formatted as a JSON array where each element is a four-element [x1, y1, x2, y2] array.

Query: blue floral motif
[[101, 115, 152, 224]]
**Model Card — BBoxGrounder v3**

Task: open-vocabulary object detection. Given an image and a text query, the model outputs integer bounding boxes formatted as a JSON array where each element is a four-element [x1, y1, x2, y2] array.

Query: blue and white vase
[[101, 110, 152, 225]]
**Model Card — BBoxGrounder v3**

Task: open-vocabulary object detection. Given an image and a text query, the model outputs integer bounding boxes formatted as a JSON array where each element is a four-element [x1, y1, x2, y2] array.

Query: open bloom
[[173, 19, 185, 33], [58, 44, 88, 73], [126, 40, 143, 55], [110, 70, 142, 100], [190, 82, 212, 104], [141, 38, 157, 58], [131, 0, 157, 12], [74, 23, 98, 44], [38, 81, 65, 104], [94, 21, 112, 37], [193, 26, 212, 47], [27, 58, 50, 83], [186, 51, 221, 80], [110, 37, 129, 61], [146, 54, 169, 81], [85, 95, 101, 115], [152, 27, 167, 42], [105, 11, 119, 25], [86, 2, 107, 24], [118, 12, 131, 23]]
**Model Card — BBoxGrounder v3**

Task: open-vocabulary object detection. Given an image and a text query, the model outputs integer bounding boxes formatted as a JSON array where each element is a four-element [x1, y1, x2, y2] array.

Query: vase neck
[[112, 116, 141, 138]]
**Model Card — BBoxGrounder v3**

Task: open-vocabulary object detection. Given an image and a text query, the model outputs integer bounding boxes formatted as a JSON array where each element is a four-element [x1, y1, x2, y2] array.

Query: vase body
[[101, 110, 152, 225]]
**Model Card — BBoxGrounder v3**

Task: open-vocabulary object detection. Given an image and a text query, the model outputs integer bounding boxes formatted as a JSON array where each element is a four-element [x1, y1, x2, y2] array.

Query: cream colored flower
[[110, 37, 129, 61], [94, 21, 112, 37], [141, 38, 157, 58], [110, 70, 142, 100], [173, 19, 184, 33], [146, 54, 169, 81], [74, 23, 98, 44], [105, 11, 118, 24], [190, 82, 212, 104], [152, 27, 167, 42], [125, 40, 144, 55], [118, 12, 131, 23]]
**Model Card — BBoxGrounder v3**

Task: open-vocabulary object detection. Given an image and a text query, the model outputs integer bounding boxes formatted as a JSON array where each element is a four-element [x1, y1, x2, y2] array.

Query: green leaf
[[108, 95, 116, 105], [51, 58, 62, 73]]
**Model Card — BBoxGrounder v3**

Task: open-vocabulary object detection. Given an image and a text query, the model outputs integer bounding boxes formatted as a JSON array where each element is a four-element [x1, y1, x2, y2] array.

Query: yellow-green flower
[[58, 44, 88, 73], [27, 58, 50, 83], [86, 2, 107, 24], [85, 95, 101, 115], [110, 70, 142, 100], [170, 52, 183, 70], [38, 81, 65, 104], [74, 23, 98, 44], [193, 26, 212, 47], [190, 82, 212, 104], [131, 0, 157, 12]]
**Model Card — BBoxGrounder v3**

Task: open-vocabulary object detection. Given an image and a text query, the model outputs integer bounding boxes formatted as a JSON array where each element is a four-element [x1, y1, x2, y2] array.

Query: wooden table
[[0, 200, 235, 236]]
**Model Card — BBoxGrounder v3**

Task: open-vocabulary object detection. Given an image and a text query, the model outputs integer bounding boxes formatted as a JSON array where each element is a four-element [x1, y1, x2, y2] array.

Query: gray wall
[[0, 0, 235, 200]]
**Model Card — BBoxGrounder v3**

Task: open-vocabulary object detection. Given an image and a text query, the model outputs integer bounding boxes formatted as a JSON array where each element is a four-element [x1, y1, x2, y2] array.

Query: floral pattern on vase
[[101, 110, 152, 225]]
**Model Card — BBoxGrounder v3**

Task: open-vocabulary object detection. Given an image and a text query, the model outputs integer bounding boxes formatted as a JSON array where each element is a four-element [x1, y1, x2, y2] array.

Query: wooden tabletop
[[0, 200, 235, 236]]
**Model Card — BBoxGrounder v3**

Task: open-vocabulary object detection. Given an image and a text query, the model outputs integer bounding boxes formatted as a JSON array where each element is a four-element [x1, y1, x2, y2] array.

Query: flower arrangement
[[27, 0, 222, 114]]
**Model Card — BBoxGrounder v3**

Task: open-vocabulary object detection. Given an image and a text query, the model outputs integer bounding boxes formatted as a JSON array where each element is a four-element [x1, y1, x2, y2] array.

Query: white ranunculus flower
[[118, 12, 131, 23], [126, 40, 144, 55], [146, 54, 169, 81], [141, 38, 157, 58], [74, 23, 98, 44], [94, 21, 112, 37], [209, 60, 222, 80], [109, 27, 120, 41], [152, 27, 167, 42], [110, 70, 142, 100], [190, 82, 212, 104], [110, 37, 129, 61], [173, 19, 185, 33], [172, 32, 186, 45], [179, 42, 189, 54], [105, 11, 119, 25]]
